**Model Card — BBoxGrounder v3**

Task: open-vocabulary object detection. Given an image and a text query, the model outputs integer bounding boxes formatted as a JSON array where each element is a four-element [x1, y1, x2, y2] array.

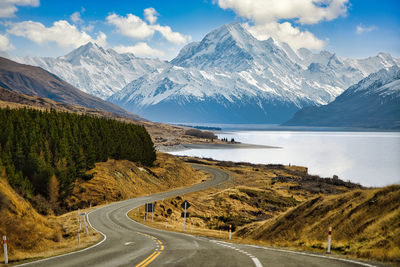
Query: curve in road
[[16, 164, 376, 267]]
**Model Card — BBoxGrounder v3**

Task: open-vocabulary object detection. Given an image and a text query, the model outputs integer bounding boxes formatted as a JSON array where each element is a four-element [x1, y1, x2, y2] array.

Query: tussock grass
[[0, 153, 208, 264], [243, 185, 400, 262]]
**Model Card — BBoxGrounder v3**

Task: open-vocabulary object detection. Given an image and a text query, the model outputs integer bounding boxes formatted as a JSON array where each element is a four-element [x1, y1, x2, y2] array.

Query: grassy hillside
[[239, 185, 400, 262], [65, 153, 208, 210], [127, 157, 398, 264], [0, 153, 208, 263], [0, 171, 99, 264]]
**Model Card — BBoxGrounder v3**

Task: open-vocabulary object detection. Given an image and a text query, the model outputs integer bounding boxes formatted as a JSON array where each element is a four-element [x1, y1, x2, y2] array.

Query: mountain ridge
[[0, 56, 143, 121], [284, 66, 400, 129], [108, 23, 399, 123], [15, 42, 168, 99], [13, 23, 400, 123]]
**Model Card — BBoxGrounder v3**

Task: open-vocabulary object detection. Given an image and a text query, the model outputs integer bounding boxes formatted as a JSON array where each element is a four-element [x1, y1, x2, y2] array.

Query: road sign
[[181, 212, 190, 218], [145, 203, 155, 212], [181, 200, 191, 209]]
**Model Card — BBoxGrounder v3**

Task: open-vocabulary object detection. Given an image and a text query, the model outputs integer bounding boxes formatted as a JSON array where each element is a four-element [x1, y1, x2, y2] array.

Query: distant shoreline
[[156, 142, 280, 152]]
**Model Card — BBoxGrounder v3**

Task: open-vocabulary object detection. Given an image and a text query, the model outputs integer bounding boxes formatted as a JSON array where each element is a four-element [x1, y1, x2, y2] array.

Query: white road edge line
[[245, 244, 376, 267], [252, 257, 263, 267], [211, 240, 263, 267], [15, 207, 108, 266]]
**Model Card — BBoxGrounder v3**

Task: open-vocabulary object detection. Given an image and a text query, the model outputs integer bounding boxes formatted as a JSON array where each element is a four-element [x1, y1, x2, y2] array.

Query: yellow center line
[[135, 232, 164, 267], [135, 251, 158, 267]]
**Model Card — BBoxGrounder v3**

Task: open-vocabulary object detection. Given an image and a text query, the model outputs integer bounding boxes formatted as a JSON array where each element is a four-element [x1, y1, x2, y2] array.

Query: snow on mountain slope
[[109, 23, 399, 123], [285, 65, 400, 129], [15, 42, 168, 99]]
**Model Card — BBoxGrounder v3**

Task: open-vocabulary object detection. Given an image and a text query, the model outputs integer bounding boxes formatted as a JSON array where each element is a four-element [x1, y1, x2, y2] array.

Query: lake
[[171, 129, 400, 187]]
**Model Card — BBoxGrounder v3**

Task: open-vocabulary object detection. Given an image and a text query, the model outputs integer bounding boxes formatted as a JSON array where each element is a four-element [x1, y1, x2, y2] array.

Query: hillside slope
[[240, 185, 400, 261], [285, 66, 400, 129], [0, 57, 142, 121], [0, 153, 208, 263]]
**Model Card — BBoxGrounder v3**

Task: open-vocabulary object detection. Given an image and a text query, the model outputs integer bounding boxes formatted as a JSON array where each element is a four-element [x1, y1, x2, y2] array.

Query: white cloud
[[152, 24, 191, 44], [356, 24, 377, 35], [217, 0, 348, 25], [144, 7, 158, 25], [70, 11, 83, 24], [0, 34, 14, 51], [107, 13, 155, 39], [0, 0, 39, 18], [113, 42, 164, 58], [244, 21, 326, 50], [7, 20, 107, 48], [217, 0, 349, 50], [107, 10, 191, 44]]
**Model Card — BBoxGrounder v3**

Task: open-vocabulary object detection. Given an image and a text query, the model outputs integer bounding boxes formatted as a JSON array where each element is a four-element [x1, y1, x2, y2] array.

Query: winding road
[[18, 165, 375, 267]]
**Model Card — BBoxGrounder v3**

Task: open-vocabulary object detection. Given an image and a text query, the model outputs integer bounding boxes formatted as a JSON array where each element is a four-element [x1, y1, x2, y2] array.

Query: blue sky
[[0, 0, 399, 60]]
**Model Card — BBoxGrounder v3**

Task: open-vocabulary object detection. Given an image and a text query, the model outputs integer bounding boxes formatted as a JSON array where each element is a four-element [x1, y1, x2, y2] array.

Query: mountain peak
[[170, 22, 259, 70], [203, 22, 255, 46], [63, 42, 106, 62]]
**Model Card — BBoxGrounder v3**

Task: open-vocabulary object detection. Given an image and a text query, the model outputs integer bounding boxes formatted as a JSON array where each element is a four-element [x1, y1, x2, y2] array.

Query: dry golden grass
[[126, 157, 398, 264], [65, 152, 208, 210], [244, 185, 400, 262], [0, 153, 208, 264], [0, 176, 100, 265]]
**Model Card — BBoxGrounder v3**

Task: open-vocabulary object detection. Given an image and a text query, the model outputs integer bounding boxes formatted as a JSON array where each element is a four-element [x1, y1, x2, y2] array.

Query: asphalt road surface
[[17, 165, 376, 267]]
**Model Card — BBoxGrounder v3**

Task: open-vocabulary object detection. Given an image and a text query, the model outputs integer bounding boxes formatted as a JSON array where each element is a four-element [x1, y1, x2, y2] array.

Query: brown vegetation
[[184, 129, 217, 140], [243, 185, 400, 262], [0, 153, 208, 263], [65, 152, 208, 210], [0, 171, 99, 264], [129, 157, 398, 264]]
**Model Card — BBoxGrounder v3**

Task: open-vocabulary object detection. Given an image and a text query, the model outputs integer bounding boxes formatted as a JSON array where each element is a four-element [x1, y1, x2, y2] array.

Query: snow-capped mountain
[[108, 23, 399, 123], [285, 65, 400, 129], [16, 42, 168, 99]]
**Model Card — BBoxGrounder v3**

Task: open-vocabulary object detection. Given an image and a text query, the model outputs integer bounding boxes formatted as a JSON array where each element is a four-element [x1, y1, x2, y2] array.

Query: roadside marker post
[[327, 226, 332, 253], [78, 218, 81, 245], [152, 202, 154, 222], [3, 236, 8, 264], [181, 200, 191, 232], [78, 212, 89, 236], [145, 203, 148, 221], [84, 215, 89, 236], [165, 219, 168, 229], [183, 201, 187, 232], [191, 224, 193, 233], [229, 225, 232, 240]]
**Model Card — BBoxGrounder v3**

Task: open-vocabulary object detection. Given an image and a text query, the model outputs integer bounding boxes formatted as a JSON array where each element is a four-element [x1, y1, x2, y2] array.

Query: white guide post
[[229, 225, 232, 240], [152, 203, 154, 222], [165, 219, 168, 229], [78, 217, 81, 245], [3, 236, 8, 264], [327, 226, 332, 253], [83, 214, 89, 236], [183, 201, 187, 232], [191, 224, 193, 233]]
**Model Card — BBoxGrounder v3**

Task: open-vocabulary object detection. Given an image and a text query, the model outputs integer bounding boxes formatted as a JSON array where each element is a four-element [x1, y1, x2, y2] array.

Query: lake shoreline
[[156, 142, 279, 152]]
